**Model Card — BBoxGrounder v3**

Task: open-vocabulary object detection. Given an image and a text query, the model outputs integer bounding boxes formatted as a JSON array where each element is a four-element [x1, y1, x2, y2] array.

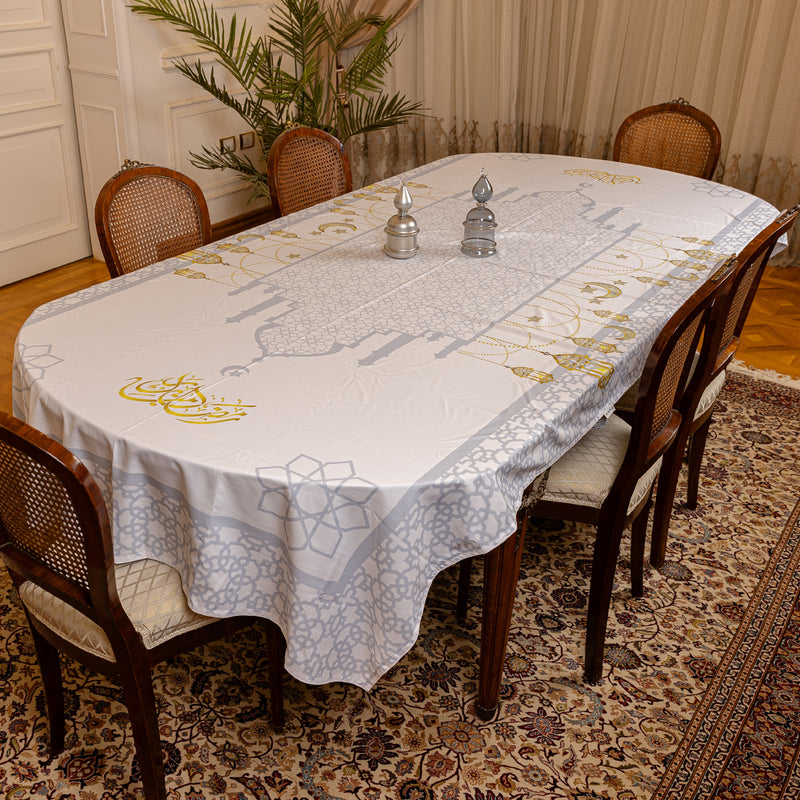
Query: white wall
[[62, 0, 272, 259]]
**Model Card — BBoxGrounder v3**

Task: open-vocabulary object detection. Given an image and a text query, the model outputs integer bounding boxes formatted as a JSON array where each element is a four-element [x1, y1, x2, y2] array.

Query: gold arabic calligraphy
[[119, 375, 254, 424]]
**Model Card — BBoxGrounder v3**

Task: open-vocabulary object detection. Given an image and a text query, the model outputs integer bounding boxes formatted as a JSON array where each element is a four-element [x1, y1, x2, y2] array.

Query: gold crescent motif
[[592, 310, 630, 322], [602, 325, 636, 340], [582, 282, 622, 299], [318, 222, 358, 232]]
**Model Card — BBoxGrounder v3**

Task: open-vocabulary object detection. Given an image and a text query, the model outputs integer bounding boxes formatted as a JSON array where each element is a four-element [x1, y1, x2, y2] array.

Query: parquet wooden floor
[[0, 258, 108, 414], [736, 265, 800, 379], [1, 258, 798, 415]]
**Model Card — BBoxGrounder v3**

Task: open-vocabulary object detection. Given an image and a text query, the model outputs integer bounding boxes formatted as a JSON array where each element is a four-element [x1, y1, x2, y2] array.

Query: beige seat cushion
[[694, 369, 726, 418], [19, 558, 216, 662], [540, 414, 662, 514]]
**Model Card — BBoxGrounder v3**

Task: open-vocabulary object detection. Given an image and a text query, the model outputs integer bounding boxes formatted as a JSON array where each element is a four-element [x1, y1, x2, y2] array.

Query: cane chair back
[[267, 126, 352, 218], [613, 99, 721, 180], [456, 270, 734, 684], [95, 161, 212, 278], [648, 206, 799, 568], [714, 207, 798, 370], [527, 267, 733, 683], [0, 412, 283, 800]]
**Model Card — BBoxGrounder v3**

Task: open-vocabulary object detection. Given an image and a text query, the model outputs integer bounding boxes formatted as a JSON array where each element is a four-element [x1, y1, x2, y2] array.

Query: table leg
[[476, 515, 528, 720]]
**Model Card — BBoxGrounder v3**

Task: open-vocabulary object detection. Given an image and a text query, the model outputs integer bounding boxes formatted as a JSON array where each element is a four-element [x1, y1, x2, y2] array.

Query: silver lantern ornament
[[384, 183, 419, 259], [461, 169, 496, 257]]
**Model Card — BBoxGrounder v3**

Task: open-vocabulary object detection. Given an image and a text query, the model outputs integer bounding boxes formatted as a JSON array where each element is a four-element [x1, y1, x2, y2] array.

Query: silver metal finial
[[394, 182, 413, 216], [385, 183, 419, 259]]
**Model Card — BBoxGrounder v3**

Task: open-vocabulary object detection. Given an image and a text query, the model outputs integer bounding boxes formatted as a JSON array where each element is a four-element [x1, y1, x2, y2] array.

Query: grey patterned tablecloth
[[13, 153, 782, 688]]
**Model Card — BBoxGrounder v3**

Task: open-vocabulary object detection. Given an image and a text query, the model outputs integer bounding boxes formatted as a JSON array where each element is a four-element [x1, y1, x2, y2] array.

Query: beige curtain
[[348, 0, 800, 266], [338, 0, 419, 45], [322, 0, 424, 45]]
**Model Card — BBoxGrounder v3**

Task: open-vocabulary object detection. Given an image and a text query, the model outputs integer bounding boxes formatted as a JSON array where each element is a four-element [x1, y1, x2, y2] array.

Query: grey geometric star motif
[[256, 455, 379, 558]]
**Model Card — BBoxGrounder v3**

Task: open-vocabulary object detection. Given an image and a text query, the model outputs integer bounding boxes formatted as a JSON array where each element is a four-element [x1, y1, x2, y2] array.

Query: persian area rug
[[0, 370, 799, 800]]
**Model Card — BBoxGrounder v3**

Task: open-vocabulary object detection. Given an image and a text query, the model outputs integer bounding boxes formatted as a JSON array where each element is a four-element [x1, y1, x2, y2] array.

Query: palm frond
[[189, 145, 270, 200], [340, 24, 399, 96], [267, 0, 326, 77], [321, 1, 384, 52], [132, 0, 424, 203], [175, 62, 266, 129], [336, 93, 425, 141]]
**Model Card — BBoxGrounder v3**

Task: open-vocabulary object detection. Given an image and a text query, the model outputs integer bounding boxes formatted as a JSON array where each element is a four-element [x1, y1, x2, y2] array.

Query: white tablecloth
[[13, 154, 781, 688]]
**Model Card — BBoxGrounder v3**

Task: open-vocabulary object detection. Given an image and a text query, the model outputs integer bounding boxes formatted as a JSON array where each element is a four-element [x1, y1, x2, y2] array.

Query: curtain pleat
[[344, 0, 799, 265]]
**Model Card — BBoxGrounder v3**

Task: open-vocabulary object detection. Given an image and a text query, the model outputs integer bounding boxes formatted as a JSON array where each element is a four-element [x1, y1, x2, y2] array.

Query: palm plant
[[130, 0, 423, 200]]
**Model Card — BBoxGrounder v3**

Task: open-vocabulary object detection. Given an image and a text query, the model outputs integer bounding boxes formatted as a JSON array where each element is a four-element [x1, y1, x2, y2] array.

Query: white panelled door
[[0, 0, 90, 287]]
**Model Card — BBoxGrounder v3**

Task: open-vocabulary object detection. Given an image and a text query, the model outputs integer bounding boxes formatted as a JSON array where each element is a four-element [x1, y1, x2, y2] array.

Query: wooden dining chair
[[95, 160, 212, 278], [459, 265, 735, 684], [613, 99, 722, 180], [0, 412, 284, 800], [266, 126, 353, 218], [647, 205, 799, 569]]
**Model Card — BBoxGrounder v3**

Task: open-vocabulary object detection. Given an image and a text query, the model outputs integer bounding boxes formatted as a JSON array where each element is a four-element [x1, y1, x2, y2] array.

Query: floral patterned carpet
[[1, 369, 799, 800]]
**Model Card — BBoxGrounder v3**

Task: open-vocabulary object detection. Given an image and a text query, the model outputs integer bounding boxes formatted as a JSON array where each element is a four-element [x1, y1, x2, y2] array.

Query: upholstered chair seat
[[19, 558, 214, 660], [0, 412, 285, 800], [693, 370, 727, 420], [539, 415, 662, 515]]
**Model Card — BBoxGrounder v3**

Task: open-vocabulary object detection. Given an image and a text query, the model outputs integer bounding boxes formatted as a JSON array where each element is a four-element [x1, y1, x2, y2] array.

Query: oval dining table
[[13, 152, 782, 718]]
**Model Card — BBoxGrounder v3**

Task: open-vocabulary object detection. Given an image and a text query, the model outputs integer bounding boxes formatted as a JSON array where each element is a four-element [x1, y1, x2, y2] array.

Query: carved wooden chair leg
[[649, 439, 687, 570], [118, 660, 167, 800], [583, 516, 626, 684], [686, 417, 713, 510], [629, 495, 652, 597], [27, 621, 65, 757]]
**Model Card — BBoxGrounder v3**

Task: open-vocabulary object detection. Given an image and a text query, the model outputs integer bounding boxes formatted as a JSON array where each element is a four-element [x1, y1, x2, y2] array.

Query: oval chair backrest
[[267, 127, 353, 218], [0, 413, 115, 621], [626, 264, 736, 471], [613, 101, 722, 180], [95, 164, 211, 278], [713, 206, 799, 371]]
